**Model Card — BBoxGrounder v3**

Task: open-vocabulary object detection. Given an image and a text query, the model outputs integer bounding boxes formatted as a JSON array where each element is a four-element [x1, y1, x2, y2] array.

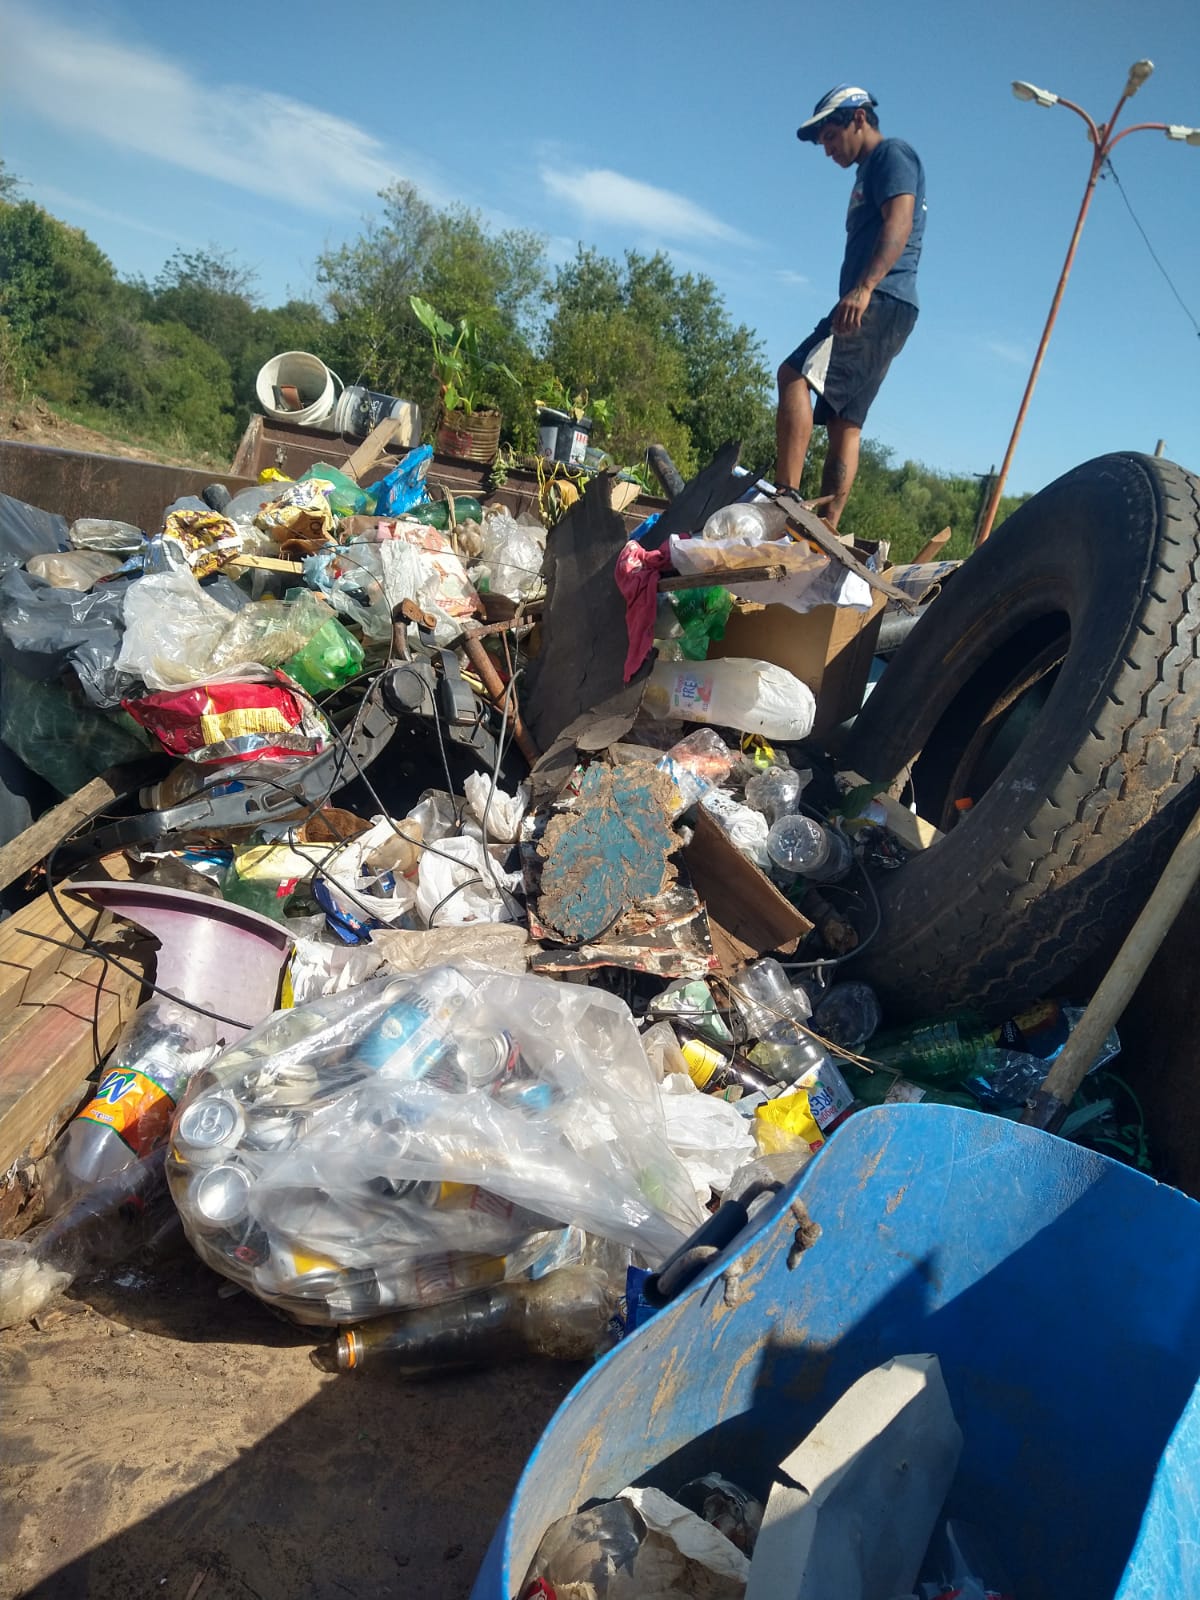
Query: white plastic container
[[331, 385, 420, 445], [254, 351, 342, 427], [644, 658, 816, 741]]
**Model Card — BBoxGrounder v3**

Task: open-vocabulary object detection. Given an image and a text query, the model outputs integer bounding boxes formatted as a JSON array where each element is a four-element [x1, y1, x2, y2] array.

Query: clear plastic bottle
[[734, 960, 855, 1130], [644, 658, 816, 741], [767, 814, 854, 881], [812, 982, 882, 1050], [59, 998, 220, 1193], [700, 502, 778, 544], [744, 766, 803, 825]]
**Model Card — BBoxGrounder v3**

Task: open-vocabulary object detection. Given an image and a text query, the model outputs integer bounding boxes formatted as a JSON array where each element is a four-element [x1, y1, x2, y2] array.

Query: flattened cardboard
[[683, 809, 812, 971], [709, 585, 887, 740]]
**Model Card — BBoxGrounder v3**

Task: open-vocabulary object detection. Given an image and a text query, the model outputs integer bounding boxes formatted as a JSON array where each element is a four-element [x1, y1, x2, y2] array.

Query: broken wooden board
[[536, 765, 677, 944], [0, 757, 163, 895], [522, 471, 649, 756], [0, 931, 150, 1174], [683, 809, 813, 974], [0, 889, 110, 1023]]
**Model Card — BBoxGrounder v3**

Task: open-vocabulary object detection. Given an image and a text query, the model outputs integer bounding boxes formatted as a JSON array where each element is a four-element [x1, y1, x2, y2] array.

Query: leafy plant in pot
[[410, 295, 518, 463], [534, 378, 612, 465]]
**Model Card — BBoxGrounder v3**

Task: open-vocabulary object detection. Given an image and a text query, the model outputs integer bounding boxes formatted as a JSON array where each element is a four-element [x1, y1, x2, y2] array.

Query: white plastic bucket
[[331, 385, 421, 446], [255, 351, 342, 427]]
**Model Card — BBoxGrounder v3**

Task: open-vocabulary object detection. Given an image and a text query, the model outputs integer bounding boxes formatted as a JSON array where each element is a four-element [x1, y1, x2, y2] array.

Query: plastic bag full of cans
[[167, 963, 706, 1326]]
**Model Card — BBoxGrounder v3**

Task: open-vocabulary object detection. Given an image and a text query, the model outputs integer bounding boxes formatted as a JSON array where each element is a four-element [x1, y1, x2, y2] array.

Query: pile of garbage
[[0, 447, 1133, 1367]]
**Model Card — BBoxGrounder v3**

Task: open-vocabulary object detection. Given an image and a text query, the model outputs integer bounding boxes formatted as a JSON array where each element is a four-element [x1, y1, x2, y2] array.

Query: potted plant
[[409, 295, 518, 463], [533, 378, 612, 467]]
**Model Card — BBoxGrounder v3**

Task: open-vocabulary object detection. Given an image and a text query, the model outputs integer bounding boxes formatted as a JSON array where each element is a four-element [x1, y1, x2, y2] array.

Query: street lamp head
[[1124, 59, 1154, 97], [1013, 80, 1059, 108], [1166, 124, 1200, 147]]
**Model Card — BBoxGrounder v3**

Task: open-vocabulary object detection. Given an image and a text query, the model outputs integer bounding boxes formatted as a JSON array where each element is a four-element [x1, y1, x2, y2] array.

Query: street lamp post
[[976, 60, 1200, 544]]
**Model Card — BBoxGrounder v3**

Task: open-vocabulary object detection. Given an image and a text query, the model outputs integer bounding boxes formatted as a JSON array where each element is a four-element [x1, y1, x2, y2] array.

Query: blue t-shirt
[[840, 137, 926, 308]]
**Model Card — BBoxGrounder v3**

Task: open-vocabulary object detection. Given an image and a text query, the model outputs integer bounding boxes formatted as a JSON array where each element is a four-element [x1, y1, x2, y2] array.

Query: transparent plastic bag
[[206, 590, 333, 674], [0, 493, 67, 576], [476, 509, 547, 601], [416, 835, 521, 926], [167, 964, 705, 1324], [115, 570, 240, 690], [0, 566, 129, 702], [25, 550, 124, 590], [303, 546, 393, 640], [658, 1073, 757, 1205]]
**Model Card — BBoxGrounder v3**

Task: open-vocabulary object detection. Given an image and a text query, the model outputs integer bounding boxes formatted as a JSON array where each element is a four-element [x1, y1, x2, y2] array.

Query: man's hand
[[833, 284, 872, 335]]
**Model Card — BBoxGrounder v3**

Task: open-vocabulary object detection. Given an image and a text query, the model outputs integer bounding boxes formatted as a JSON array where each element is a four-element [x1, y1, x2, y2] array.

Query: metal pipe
[[976, 71, 1186, 545]]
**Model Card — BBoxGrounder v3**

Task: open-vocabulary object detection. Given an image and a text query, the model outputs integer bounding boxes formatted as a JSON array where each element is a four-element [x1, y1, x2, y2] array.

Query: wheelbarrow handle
[[642, 1180, 783, 1308]]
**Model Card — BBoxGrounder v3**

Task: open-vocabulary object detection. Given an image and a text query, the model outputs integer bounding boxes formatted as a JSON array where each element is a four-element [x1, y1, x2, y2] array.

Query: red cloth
[[615, 540, 672, 682]]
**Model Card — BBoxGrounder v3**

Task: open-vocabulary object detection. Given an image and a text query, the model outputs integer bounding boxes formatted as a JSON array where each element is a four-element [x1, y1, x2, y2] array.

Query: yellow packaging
[[755, 1087, 826, 1155]]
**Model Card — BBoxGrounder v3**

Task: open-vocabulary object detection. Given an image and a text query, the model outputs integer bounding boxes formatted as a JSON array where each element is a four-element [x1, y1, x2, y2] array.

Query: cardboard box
[[708, 555, 889, 739]]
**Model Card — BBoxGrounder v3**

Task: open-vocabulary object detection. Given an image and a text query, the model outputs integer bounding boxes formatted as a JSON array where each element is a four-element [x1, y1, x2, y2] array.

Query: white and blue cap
[[797, 84, 878, 142]]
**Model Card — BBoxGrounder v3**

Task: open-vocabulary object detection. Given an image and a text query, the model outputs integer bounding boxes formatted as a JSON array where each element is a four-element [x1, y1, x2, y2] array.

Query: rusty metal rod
[[461, 634, 541, 767]]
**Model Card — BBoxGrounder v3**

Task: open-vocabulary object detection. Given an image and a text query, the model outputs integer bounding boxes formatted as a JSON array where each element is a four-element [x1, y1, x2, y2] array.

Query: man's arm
[[832, 192, 916, 335]]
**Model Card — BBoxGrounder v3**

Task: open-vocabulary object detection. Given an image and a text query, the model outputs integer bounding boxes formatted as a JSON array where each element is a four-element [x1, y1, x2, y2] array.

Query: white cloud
[[984, 337, 1031, 366], [540, 165, 747, 245], [31, 185, 191, 245], [776, 268, 811, 288], [0, 5, 433, 213]]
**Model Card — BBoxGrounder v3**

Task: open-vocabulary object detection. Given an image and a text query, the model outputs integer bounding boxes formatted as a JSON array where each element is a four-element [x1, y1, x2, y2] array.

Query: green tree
[[545, 248, 774, 474], [0, 199, 120, 400], [85, 316, 235, 455], [317, 182, 545, 425]]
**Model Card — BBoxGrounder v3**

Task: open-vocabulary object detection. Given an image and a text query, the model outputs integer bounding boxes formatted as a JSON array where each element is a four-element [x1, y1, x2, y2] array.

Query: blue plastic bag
[[372, 445, 433, 517]]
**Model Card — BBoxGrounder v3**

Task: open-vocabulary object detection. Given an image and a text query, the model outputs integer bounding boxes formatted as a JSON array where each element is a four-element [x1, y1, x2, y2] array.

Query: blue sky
[[2, 0, 1198, 493]]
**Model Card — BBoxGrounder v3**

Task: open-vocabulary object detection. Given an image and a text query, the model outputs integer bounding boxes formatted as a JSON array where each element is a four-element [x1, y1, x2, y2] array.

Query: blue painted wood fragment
[[537, 764, 676, 944]]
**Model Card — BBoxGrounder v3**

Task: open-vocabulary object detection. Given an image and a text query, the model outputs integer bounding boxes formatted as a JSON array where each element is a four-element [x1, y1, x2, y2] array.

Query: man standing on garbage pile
[[775, 84, 927, 530]]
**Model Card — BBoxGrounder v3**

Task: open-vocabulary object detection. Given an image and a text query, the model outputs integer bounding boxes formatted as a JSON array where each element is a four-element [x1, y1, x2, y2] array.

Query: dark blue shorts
[[784, 294, 918, 427]]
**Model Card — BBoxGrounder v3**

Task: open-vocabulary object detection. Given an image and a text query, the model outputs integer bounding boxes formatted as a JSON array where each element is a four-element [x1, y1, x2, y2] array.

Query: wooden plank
[[658, 563, 788, 593], [0, 757, 164, 894], [911, 527, 952, 566], [224, 554, 307, 576], [0, 891, 107, 1022], [0, 945, 148, 1173], [342, 417, 405, 483]]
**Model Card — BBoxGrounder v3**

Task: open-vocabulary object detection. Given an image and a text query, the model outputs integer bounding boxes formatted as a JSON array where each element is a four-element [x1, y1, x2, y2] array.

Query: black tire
[[844, 452, 1200, 1020]]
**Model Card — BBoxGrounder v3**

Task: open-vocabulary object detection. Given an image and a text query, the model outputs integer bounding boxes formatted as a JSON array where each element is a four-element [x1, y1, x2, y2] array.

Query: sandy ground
[[0, 1242, 577, 1600]]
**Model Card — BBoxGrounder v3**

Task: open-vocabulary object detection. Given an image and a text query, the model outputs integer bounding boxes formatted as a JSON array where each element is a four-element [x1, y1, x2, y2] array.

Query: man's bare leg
[[821, 416, 861, 530], [775, 361, 814, 490]]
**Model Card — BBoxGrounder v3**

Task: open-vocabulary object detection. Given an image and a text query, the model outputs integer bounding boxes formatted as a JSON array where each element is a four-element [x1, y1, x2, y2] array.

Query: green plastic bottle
[[842, 1062, 979, 1110], [866, 1014, 998, 1086], [283, 616, 365, 696], [403, 496, 484, 530]]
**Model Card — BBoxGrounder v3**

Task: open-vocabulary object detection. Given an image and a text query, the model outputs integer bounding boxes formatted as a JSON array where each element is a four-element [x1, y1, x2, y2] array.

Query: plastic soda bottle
[[283, 615, 365, 696], [60, 998, 220, 1191]]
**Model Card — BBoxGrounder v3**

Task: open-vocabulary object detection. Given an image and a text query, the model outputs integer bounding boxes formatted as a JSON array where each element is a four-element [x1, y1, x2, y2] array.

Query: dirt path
[[2, 401, 223, 469], [0, 1244, 575, 1600]]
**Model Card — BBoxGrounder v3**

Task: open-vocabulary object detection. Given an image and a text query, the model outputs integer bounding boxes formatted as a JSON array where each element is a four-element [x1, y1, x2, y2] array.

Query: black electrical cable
[[1105, 157, 1200, 339]]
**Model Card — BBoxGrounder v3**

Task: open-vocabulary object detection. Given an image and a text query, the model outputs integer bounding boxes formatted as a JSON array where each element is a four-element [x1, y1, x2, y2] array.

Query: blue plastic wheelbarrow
[[472, 1105, 1200, 1599]]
